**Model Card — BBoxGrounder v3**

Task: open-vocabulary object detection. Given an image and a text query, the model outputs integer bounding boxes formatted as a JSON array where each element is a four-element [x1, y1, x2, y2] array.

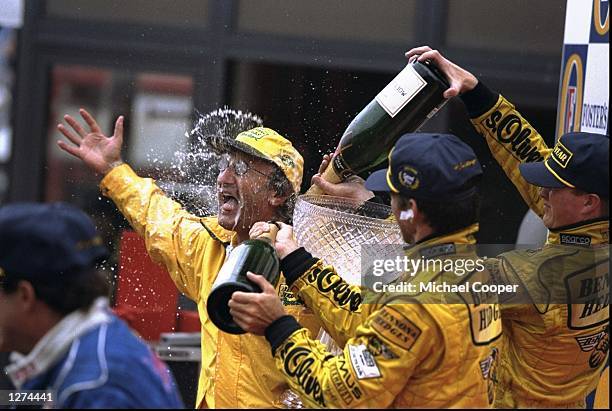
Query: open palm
[[57, 108, 124, 175]]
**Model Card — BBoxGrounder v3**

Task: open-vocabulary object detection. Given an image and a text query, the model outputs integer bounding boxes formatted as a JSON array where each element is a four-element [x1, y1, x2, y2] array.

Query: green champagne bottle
[[207, 225, 280, 334], [311, 59, 449, 191]]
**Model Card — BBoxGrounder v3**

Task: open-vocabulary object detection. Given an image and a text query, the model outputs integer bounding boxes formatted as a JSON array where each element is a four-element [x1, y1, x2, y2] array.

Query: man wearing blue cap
[[0, 203, 183, 409], [405, 46, 609, 409], [228, 133, 502, 408]]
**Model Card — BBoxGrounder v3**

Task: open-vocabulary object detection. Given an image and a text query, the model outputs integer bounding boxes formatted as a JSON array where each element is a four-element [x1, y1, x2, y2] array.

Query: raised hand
[[405, 46, 478, 98], [57, 108, 125, 175]]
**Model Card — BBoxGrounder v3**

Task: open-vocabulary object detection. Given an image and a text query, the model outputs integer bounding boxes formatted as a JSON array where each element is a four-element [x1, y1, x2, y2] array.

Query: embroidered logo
[[575, 328, 609, 369], [280, 284, 304, 306], [398, 165, 419, 190], [551, 141, 574, 168], [560, 233, 592, 246]]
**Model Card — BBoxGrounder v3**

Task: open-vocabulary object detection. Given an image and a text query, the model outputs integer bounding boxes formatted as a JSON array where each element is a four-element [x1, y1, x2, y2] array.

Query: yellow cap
[[232, 127, 303, 193]]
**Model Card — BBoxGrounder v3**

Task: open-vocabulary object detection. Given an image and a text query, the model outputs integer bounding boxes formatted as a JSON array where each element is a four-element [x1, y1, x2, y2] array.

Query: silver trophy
[[293, 194, 402, 351], [293, 194, 403, 285], [279, 194, 402, 408]]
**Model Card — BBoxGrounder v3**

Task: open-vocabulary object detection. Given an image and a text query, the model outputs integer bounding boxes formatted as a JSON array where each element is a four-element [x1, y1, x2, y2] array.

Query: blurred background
[[1, 0, 574, 402], [1, 0, 566, 243]]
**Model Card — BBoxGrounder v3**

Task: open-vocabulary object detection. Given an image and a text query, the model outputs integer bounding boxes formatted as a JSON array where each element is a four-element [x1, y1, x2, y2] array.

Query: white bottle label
[[375, 64, 427, 118]]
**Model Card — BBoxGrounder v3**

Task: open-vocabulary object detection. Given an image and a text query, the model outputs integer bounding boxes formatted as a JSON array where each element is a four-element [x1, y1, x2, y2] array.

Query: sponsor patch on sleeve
[[329, 358, 362, 405], [369, 307, 422, 350], [348, 344, 381, 380], [575, 327, 610, 369]]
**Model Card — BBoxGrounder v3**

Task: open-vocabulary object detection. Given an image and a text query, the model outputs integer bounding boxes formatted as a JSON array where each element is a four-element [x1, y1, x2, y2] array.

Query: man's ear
[[269, 194, 288, 207], [582, 193, 604, 217], [16, 280, 38, 313]]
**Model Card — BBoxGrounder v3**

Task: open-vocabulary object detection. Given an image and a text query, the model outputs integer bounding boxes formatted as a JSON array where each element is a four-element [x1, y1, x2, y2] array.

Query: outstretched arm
[[56, 109, 214, 301], [230, 279, 435, 409]]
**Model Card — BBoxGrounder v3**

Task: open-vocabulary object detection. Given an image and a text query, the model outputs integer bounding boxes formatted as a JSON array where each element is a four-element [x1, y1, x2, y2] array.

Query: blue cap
[[519, 132, 609, 198], [0, 203, 109, 282], [365, 133, 483, 201]]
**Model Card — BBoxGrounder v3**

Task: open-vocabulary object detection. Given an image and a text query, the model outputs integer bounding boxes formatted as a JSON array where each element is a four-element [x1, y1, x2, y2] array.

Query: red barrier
[[114, 230, 179, 341]]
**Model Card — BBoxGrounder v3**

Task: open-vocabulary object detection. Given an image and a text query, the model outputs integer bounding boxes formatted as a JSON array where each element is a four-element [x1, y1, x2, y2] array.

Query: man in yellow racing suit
[[56, 110, 321, 408], [405, 46, 609, 408], [229, 133, 503, 408]]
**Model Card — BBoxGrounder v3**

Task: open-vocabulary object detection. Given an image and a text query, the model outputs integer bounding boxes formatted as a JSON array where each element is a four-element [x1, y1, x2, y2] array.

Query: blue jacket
[[20, 315, 184, 409]]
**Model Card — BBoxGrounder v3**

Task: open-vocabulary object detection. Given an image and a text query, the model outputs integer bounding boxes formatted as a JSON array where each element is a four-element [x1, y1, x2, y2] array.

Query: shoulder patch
[[576, 329, 607, 352], [369, 307, 421, 350]]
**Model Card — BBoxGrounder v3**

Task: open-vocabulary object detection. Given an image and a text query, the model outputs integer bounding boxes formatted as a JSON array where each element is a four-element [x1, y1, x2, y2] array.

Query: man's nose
[[217, 166, 236, 184]]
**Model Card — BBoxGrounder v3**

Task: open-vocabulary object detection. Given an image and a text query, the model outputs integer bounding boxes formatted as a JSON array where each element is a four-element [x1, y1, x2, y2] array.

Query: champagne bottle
[[310, 59, 449, 193], [207, 224, 280, 334]]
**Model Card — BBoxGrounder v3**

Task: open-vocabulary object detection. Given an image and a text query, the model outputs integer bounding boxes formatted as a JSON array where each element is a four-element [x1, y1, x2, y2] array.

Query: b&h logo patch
[[575, 328, 609, 369], [551, 141, 573, 168]]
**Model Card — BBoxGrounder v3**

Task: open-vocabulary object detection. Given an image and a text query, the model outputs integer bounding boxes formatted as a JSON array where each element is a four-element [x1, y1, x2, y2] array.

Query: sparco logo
[[560, 234, 592, 246], [482, 111, 545, 162], [280, 343, 325, 407]]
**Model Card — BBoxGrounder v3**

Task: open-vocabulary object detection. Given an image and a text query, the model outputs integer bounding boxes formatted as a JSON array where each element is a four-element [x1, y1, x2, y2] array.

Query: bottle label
[[332, 153, 354, 179], [375, 64, 427, 118]]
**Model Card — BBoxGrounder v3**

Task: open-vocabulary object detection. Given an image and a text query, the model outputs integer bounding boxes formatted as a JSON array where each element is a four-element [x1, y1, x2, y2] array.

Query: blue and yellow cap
[[365, 133, 482, 201], [519, 132, 609, 198]]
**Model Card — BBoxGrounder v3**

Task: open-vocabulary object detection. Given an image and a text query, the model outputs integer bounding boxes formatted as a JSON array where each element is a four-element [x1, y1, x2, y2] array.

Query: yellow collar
[[547, 218, 609, 246]]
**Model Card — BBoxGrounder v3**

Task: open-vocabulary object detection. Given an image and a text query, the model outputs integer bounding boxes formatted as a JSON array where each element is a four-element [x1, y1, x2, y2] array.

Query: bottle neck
[[253, 223, 279, 244]]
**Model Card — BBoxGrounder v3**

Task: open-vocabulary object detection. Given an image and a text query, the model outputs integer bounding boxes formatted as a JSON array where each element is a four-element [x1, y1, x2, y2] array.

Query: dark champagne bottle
[[310, 59, 449, 192], [207, 225, 280, 334]]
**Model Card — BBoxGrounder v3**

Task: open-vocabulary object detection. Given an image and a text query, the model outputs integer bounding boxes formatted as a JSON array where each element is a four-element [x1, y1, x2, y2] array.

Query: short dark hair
[[399, 178, 481, 236], [1, 269, 109, 316], [268, 166, 296, 223]]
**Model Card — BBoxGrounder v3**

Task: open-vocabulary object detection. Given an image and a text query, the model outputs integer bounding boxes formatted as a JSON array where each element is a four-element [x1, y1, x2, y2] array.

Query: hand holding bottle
[[228, 272, 287, 336], [250, 221, 298, 259], [405, 46, 478, 98], [311, 153, 374, 203], [307, 57, 450, 193]]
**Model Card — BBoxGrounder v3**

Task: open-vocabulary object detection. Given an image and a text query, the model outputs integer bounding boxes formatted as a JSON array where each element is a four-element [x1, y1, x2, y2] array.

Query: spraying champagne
[[309, 59, 449, 193]]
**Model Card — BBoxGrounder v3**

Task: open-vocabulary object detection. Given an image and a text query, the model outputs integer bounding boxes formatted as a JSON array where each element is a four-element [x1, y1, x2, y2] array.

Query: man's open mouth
[[220, 193, 239, 212]]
